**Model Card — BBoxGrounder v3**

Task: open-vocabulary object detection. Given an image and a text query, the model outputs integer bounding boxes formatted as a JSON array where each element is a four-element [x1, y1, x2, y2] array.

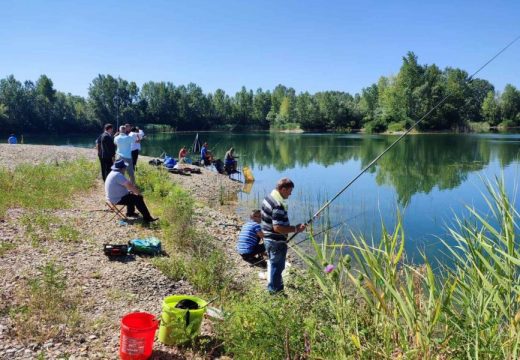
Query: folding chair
[[105, 201, 128, 221]]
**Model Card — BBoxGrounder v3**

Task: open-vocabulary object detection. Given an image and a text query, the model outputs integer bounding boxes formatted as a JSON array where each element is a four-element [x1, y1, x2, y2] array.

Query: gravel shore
[[0, 144, 257, 359]]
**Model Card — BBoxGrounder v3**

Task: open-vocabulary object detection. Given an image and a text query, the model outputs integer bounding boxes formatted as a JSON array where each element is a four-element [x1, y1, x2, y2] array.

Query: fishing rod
[[287, 35, 520, 243], [249, 212, 365, 267]]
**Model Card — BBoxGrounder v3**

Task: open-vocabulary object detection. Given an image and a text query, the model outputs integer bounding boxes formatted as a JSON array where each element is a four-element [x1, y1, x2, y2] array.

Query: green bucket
[[158, 295, 207, 345]]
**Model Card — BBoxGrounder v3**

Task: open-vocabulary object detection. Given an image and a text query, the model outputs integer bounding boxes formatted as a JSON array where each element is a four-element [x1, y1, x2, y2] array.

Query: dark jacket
[[99, 132, 116, 159]]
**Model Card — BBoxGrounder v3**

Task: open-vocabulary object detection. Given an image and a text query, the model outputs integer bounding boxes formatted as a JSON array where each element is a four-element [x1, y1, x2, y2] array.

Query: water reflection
[[24, 131, 520, 263]]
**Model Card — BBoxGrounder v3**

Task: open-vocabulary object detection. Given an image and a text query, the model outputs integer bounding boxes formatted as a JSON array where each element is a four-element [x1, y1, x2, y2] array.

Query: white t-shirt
[[129, 132, 141, 151]]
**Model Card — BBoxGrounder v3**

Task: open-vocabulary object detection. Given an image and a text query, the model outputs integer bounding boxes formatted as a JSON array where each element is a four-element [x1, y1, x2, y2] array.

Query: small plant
[[55, 224, 80, 243], [10, 261, 81, 343], [152, 256, 187, 281], [0, 242, 15, 256]]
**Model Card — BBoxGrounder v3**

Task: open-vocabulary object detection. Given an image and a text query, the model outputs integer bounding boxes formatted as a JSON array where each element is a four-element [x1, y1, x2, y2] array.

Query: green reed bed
[[287, 177, 519, 359]]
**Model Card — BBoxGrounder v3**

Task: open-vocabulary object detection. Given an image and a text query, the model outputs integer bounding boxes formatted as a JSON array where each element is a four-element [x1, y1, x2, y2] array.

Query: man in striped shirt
[[261, 178, 306, 293]]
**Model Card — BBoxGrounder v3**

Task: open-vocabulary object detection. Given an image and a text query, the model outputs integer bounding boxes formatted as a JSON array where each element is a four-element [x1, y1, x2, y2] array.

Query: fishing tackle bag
[[128, 237, 162, 255], [103, 244, 129, 257]]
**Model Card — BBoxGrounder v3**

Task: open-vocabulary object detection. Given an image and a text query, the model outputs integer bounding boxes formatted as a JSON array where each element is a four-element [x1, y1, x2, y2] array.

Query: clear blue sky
[[1, 0, 518, 97]]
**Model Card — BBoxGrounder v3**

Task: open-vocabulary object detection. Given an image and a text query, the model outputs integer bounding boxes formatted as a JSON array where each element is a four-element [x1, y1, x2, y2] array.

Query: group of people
[[236, 177, 306, 294], [98, 126, 301, 291], [97, 123, 157, 223], [96, 123, 144, 183], [200, 142, 238, 173]]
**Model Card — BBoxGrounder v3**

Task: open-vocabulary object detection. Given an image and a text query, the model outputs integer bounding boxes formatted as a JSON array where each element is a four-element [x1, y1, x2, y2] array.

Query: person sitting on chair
[[224, 147, 238, 173], [105, 159, 158, 223], [236, 209, 266, 266], [200, 142, 213, 166], [178, 146, 188, 163]]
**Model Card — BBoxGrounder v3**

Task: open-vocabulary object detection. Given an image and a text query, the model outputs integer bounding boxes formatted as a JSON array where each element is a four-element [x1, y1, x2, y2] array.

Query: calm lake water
[[24, 132, 520, 264]]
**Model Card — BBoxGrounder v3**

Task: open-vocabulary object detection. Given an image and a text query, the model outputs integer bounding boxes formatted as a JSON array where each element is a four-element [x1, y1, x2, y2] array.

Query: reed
[[295, 176, 520, 358]]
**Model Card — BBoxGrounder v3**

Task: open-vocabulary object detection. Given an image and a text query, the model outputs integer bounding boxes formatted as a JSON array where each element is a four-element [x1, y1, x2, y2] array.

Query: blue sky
[[1, 0, 518, 97]]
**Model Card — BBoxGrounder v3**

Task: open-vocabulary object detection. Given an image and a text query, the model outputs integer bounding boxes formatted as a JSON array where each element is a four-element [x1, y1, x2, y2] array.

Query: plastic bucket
[[158, 295, 207, 345], [243, 166, 254, 182], [119, 312, 159, 360]]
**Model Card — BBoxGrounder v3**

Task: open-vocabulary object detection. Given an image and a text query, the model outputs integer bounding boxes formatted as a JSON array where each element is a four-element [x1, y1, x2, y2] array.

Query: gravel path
[[0, 144, 260, 359]]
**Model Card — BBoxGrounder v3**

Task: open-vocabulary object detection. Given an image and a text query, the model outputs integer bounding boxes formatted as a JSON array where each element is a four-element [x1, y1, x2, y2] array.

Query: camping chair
[[105, 201, 128, 221]]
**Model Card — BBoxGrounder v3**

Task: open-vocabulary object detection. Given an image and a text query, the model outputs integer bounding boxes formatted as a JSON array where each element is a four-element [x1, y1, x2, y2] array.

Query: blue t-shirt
[[236, 221, 262, 255], [7, 136, 17, 144], [201, 146, 207, 160]]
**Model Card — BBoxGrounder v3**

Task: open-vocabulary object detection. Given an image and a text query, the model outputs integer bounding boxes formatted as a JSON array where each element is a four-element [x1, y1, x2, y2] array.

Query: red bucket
[[119, 312, 159, 360]]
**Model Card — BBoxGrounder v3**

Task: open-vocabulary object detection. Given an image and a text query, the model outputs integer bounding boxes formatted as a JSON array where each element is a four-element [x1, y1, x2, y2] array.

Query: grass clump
[[20, 211, 81, 245], [215, 272, 339, 359], [10, 261, 81, 343], [0, 158, 98, 218], [0, 242, 15, 256], [136, 164, 233, 295]]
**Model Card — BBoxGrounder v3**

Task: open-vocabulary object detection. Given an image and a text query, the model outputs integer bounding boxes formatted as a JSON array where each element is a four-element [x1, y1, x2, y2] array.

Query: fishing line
[[248, 211, 365, 267], [287, 35, 520, 243]]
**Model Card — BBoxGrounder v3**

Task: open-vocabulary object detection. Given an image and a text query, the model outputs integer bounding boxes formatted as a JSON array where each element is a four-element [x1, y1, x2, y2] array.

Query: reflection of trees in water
[[145, 132, 519, 205], [370, 136, 489, 205]]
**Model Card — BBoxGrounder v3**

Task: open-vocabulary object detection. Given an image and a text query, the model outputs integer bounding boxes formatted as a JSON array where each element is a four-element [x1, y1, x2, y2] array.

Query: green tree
[[252, 88, 271, 128], [500, 84, 520, 123], [481, 90, 502, 126], [231, 86, 254, 128], [88, 75, 140, 128]]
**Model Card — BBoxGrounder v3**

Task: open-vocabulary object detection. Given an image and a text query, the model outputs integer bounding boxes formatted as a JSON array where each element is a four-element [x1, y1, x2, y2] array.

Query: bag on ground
[[128, 237, 162, 255]]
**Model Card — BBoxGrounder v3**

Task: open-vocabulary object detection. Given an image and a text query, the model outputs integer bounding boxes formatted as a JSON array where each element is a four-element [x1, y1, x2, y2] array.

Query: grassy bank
[[0, 159, 98, 344], [2, 159, 520, 359]]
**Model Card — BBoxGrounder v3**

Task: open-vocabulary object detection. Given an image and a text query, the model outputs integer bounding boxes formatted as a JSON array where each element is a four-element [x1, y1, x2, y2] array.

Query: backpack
[[164, 156, 176, 169], [128, 237, 162, 255]]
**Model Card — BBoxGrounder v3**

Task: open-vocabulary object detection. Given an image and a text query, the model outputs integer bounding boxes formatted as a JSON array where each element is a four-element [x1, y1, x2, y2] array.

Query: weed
[[0, 159, 97, 218], [0, 242, 15, 256], [152, 256, 187, 281], [10, 261, 81, 343], [55, 224, 80, 243]]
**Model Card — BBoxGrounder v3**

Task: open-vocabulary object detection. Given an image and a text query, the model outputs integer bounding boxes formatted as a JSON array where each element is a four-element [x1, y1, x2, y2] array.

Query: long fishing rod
[[287, 35, 520, 243], [249, 212, 365, 267]]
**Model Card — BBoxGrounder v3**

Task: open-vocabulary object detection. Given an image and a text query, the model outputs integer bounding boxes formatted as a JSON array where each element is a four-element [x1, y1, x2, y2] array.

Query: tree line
[[1, 52, 519, 134]]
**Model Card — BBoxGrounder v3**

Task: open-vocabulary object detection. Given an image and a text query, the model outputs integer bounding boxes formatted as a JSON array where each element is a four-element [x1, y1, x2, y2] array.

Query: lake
[[23, 131, 520, 264]]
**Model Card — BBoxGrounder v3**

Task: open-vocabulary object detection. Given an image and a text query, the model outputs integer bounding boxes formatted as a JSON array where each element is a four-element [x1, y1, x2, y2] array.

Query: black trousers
[[99, 157, 113, 182], [131, 150, 139, 170], [117, 193, 153, 221]]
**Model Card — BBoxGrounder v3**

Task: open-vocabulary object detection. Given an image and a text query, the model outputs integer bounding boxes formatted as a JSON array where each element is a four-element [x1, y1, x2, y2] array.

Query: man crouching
[[236, 210, 265, 267]]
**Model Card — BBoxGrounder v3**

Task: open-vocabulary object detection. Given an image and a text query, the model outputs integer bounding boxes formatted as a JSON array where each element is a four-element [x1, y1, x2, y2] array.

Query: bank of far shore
[[0, 144, 258, 359]]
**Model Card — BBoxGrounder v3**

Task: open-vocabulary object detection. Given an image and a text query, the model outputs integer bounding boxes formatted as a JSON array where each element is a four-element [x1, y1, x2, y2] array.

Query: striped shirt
[[261, 193, 290, 242], [236, 221, 262, 254]]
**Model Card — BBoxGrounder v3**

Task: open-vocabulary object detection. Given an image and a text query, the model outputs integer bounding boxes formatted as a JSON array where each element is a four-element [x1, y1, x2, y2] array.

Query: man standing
[[105, 159, 158, 222], [130, 126, 142, 171], [261, 178, 306, 293], [96, 124, 116, 181], [114, 125, 135, 183]]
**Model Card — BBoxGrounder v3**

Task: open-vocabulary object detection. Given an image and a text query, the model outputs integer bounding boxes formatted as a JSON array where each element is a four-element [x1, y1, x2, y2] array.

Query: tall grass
[[0, 158, 98, 218], [293, 177, 520, 359], [137, 165, 233, 294]]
